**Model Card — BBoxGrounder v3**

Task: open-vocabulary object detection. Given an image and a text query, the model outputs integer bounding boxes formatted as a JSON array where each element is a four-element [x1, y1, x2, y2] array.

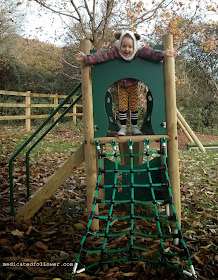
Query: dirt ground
[[177, 129, 218, 149]]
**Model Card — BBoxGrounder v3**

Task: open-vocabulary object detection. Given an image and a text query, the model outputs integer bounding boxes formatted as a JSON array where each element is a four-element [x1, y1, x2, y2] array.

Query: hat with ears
[[114, 30, 141, 61]]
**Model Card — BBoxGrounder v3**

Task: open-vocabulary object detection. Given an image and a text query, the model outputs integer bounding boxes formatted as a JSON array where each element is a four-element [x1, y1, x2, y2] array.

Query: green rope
[[128, 139, 135, 259], [72, 138, 197, 278]]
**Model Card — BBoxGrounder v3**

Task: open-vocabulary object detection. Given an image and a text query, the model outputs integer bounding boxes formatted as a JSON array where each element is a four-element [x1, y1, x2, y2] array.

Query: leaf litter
[[0, 125, 217, 279]]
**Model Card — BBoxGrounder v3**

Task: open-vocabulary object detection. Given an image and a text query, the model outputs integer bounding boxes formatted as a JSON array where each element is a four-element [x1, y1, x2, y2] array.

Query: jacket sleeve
[[85, 47, 120, 65], [136, 46, 164, 62]]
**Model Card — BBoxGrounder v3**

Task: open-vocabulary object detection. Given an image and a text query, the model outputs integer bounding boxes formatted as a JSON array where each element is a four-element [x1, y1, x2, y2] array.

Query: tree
[[21, 0, 217, 49], [7, 0, 217, 132], [0, 34, 77, 93], [0, 1, 23, 42], [175, 22, 218, 133], [176, 54, 217, 133]]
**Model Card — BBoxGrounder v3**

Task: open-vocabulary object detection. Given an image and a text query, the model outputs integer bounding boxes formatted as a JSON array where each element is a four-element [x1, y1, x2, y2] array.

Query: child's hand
[[75, 51, 86, 62], [164, 48, 178, 57]]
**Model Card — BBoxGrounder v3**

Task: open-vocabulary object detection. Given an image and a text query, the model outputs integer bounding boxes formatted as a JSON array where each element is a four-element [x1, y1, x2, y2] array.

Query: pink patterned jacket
[[85, 46, 164, 87]]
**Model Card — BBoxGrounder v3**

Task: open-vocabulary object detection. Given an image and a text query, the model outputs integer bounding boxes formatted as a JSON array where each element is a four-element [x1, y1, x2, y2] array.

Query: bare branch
[[91, 0, 96, 42], [102, 0, 114, 36], [70, 0, 89, 39], [134, 0, 174, 27], [63, 72, 81, 81], [84, 0, 93, 20], [32, 0, 79, 21]]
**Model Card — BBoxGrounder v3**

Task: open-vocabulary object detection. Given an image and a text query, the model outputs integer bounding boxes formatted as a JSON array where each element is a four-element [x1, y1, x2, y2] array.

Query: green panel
[[141, 90, 154, 134], [104, 158, 168, 201], [105, 91, 119, 133], [92, 57, 166, 137]]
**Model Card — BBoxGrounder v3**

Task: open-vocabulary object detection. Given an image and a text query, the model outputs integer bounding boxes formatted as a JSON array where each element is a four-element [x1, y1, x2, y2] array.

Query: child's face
[[120, 36, 134, 58]]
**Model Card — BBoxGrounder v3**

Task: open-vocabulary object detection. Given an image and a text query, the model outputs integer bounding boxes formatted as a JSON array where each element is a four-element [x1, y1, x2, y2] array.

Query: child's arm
[[75, 51, 86, 62], [136, 46, 177, 61], [75, 47, 119, 65]]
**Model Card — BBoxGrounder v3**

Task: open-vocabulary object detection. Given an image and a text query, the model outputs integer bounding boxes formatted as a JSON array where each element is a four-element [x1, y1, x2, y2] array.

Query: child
[[75, 30, 177, 136]]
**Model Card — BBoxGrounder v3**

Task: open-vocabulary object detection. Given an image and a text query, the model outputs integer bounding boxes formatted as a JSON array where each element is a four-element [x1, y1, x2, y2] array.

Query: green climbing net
[[72, 138, 197, 278]]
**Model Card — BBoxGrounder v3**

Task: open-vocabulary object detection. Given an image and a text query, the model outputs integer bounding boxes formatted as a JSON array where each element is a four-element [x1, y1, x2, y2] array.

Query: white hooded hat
[[115, 30, 141, 61]]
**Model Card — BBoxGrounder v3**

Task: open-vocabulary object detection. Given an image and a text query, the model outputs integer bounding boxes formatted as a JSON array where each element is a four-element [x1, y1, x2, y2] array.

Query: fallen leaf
[[25, 226, 33, 235], [122, 272, 138, 277], [0, 238, 14, 250], [11, 229, 25, 238], [74, 223, 86, 230], [194, 254, 205, 265], [34, 241, 49, 251], [141, 249, 158, 258], [14, 242, 26, 252], [74, 273, 96, 278]]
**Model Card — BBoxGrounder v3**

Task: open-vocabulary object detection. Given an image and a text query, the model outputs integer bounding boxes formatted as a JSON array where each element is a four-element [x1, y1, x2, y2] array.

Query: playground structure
[[9, 34, 201, 277], [70, 34, 196, 277], [81, 33, 181, 232]]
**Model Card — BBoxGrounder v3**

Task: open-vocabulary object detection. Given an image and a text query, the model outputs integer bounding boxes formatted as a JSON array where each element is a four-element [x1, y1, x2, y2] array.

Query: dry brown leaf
[[74, 223, 86, 230], [23, 258, 40, 262], [105, 266, 120, 277], [14, 242, 26, 252], [194, 254, 205, 266], [25, 225, 33, 235], [74, 273, 96, 278], [122, 271, 138, 277], [0, 238, 14, 250], [34, 241, 49, 251], [141, 249, 158, 258], [3, 256, 21, 262], [11, 229, 25, 238]]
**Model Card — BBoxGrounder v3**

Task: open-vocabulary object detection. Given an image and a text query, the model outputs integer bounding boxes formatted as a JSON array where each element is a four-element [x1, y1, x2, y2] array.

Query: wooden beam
[[119, 142, 144, 166], [177, 109, 206, 152], [0, 90, 69, 98], [91, 135, 170, 144], [80, 39, 99, 231], [15, 144, 85, 221], [25, 91, 31, 132], [162, 33, 181, 226], [177, 118, 194, 143], [0, 103, 27, 108]]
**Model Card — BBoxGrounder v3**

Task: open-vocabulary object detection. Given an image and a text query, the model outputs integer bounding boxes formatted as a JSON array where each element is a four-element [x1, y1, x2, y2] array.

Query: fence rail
[[0, 90, 83, 132]]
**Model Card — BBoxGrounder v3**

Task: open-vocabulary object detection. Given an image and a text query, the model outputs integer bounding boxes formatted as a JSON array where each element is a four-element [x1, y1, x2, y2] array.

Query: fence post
[[54, 94, 59, 121], [73, 101, 77, 124], [25, 91, 31, 132]]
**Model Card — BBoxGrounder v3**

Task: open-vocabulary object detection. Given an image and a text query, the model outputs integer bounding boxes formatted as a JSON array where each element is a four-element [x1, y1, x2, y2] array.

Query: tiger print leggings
[[118, 84, 139, 125]]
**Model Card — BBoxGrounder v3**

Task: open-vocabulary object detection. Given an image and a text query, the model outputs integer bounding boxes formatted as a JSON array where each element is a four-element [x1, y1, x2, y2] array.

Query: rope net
[[72, 138, 197, 278]]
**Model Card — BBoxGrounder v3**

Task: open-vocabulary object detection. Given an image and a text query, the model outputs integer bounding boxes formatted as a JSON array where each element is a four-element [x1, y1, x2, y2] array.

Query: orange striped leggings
[[118, 84, 139, 112]]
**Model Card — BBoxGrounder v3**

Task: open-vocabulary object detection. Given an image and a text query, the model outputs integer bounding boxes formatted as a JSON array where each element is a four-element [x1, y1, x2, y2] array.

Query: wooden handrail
[[91, 135, 170, 144]]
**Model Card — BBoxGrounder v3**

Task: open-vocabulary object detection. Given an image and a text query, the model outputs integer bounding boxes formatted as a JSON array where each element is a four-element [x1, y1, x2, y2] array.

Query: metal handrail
[[9, 82, 81, 215]]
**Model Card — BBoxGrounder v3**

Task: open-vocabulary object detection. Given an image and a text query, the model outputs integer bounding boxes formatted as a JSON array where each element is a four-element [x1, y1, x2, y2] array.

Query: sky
[[18, 1, 68, 46], [18, 0, 217, 47]]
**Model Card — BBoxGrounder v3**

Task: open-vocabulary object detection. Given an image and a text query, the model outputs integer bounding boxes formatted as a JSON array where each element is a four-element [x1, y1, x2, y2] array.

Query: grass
[[179, 149, 217, 221], [28, 140, 81, 160], [0, 122, 84, 158]]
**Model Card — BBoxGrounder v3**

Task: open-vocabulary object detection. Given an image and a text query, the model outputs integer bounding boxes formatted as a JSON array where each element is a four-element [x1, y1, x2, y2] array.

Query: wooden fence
[[0, 90, 83, 132]]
